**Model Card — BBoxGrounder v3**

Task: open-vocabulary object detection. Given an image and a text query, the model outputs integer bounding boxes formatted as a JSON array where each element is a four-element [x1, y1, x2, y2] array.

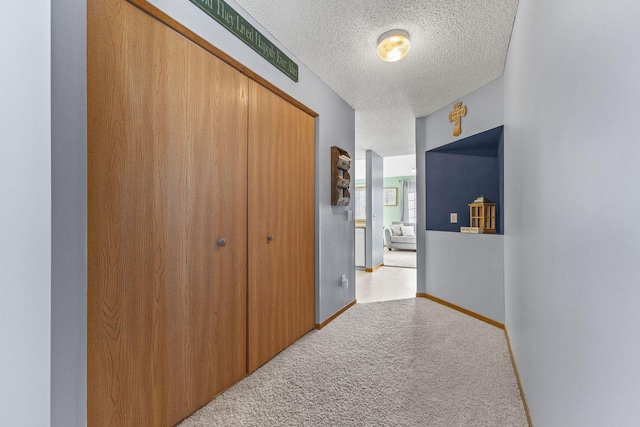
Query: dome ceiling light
[[376, 29, 411, 62]]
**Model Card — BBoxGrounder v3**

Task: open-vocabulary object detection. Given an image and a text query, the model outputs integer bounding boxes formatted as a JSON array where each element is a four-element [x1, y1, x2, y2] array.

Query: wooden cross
[[448, 102, 467, 137]]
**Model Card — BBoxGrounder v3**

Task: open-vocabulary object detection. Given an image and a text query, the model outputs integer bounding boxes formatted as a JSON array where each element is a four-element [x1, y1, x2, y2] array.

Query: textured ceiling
[[233, 0, 519, 159]]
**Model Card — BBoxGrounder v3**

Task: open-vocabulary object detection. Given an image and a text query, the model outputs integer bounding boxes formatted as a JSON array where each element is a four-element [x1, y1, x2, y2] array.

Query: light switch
[[450, 213, 458, 223], [347, 210, 353, 221]]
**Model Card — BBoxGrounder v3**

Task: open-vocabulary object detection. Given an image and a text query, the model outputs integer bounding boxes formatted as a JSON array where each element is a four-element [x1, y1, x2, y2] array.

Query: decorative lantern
[[469, 196, 496, 234]]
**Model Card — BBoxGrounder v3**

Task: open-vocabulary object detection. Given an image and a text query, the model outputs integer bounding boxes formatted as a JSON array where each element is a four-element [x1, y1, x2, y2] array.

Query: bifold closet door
[[247, 80, 316, 372], [88, 0, 248, 425]]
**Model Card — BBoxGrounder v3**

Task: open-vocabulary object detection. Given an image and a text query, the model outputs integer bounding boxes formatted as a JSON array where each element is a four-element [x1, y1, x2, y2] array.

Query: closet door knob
[[267, 234, 273, 241], [217, 238, 227, 247]]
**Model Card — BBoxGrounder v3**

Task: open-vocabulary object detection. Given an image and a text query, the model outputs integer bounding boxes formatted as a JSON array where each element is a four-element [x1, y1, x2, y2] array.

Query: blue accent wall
[[426, 126, 504, 234]]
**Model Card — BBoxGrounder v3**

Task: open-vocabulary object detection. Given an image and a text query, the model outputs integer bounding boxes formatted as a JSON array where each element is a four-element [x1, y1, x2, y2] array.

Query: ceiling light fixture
[[377, 29, 411, 62]]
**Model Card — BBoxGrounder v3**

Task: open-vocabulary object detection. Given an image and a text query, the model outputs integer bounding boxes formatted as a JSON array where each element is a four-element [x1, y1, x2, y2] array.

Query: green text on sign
[[189, 0, 299, 82]]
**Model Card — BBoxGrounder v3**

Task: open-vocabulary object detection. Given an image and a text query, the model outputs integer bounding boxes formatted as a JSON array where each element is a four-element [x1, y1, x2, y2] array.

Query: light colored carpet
[[383, 249, 417, 268], [180, 298, 528, 426]]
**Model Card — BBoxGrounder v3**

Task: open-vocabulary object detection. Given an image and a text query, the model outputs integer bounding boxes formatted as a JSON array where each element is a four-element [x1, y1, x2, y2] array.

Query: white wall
[[354, 155, 415, 181], [355, 159, 366, 180], [503, 0, 640, 424], [0, 2, 51, 425], [416, 77, 505, 322], [365, 150, 384, 269], [384, 154, 416, 178], [147, 0, 356, 323]]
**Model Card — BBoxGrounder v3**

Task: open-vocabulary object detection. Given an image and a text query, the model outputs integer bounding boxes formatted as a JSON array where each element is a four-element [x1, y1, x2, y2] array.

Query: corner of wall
[[415, 117, 428, 294], [51, 0, 88, 425]]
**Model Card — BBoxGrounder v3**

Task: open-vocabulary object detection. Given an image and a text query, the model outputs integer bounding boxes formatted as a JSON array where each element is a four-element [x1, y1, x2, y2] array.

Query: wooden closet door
[[88, 1, 248, 425], [247, 80, 316, 372], [163, 35, 249, 426]]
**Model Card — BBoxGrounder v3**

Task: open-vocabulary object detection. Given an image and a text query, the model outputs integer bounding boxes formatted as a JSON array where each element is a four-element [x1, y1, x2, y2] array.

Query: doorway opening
[[354, 154, 417, 304]]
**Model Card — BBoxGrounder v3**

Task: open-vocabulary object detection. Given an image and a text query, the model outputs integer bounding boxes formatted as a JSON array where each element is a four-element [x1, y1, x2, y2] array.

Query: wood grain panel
[[88, 1, 163, 424], [247, 81, 316, 372], [88, 0, 248, 424], [162, 25, 249, 425], [125, 0, 318, 119]]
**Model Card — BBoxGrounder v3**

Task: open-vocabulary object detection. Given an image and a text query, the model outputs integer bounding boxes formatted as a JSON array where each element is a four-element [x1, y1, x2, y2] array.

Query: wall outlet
[[450, 213, 458, 223], [341, 274, 348, 288]]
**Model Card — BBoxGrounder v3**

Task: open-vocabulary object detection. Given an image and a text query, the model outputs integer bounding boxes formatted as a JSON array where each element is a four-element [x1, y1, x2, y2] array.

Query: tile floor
[[356, 266, 416, 304]]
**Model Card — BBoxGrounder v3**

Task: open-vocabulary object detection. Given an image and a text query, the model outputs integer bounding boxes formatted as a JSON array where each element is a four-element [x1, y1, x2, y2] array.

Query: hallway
[[356, 266, 416, 304], [180, 297, 527, 426]]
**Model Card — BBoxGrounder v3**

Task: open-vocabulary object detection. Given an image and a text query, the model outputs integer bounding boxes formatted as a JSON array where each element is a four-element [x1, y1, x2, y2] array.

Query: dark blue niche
[[425, 126, 504, 234]]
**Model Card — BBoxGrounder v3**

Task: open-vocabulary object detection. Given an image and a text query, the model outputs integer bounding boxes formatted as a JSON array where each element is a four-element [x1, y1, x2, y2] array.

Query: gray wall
[[416, 77, 505, 322], [503, 0, 640, 424], [21, 0, 356, 424], [365, 150, 384, 269], [51, 0, 87, 425], [426, 232, 504, 322], [0, 2, 51, 425], [147, 0, 357, 323]]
